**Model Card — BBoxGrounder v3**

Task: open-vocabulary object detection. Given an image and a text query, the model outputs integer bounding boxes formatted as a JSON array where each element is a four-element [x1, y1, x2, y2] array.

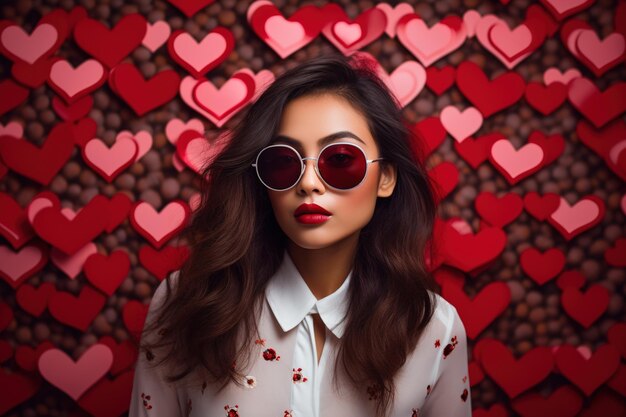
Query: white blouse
[[129, 251, 473, 417], [264, 250, 353, 417]]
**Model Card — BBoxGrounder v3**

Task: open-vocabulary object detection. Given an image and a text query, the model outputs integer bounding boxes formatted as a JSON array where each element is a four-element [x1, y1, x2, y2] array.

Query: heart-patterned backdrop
[[0, 0, 625, 416]]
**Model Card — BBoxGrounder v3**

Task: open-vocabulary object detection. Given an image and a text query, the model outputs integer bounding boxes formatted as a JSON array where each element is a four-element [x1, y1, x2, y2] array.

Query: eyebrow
[[270, 131, 366, 148]]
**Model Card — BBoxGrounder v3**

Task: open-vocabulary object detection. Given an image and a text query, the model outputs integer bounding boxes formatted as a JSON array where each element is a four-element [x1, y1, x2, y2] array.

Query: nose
[[297, 158, 326, 194]]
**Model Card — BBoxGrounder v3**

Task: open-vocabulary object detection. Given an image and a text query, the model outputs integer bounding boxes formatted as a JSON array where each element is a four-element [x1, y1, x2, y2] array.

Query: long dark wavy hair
[[139, 52, 440, 417]]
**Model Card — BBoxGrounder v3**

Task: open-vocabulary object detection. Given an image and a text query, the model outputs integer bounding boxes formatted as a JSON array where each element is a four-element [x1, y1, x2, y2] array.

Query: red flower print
[[224, 404, 239, 417], [141, 392, 153, 410], [292, 367, 308, 383], [263, 347, 281, 361], [255, 338, 266, 346], [461, 388, 469, 402], [462, 375, 468, 384], [411, 408, 420, 417], [442, 335, 458, 359], [284, 410, 294, 417], [434, 339, 440, 348]]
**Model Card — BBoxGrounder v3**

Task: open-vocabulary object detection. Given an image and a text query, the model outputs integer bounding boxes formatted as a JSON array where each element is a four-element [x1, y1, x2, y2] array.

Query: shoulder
[[148, 270, 181, 316], [424, 290, 466, 339]]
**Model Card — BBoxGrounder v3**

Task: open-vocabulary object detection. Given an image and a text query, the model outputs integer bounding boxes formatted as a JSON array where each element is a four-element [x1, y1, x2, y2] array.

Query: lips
[[294, 203, 332, 217]]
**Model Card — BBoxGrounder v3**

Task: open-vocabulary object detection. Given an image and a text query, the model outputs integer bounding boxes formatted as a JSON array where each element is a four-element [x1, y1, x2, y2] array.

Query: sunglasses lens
[[256, 146, 301, 190], [319, 144, 367, 189]]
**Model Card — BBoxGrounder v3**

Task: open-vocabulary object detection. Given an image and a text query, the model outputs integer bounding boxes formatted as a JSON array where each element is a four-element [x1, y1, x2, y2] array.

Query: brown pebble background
[[0, 0, 625, 416]]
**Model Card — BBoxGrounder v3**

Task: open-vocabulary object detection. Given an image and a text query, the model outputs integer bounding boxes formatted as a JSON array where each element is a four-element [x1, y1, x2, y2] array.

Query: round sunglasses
[[251, 142, 384, 191]]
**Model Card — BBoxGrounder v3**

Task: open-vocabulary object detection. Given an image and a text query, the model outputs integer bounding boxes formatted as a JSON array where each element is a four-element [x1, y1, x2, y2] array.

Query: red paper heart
[[561, 284, 610, 328], [123, 300, 149, 341], [604, 238, 626, 267], [320, 4, 387, 55], [456, 60, 526, 118], [11, 56, 55, 88], [48, 285, 107, 331], [0, 121, 75, 185], [106, 192, 132, 233], [523, 192, 560, 220], [248, 4, 325, 59], [425, 65, 456, 95], [410, 116, 447, 160], [165, 0, 216, 18], [51, 95, 94, 121], [109, 62, 181, 117], [454, 133, 505, 169], [15, 282, 56, 317], [475, 192, 524, 228], [568, 77, 626, 129], [73, 13, 146, 68], [0, 368, 42, 415], [31, 194, 109, 255], [0, 192, 35, 250], [479, 339, 554, 398], [520, 247, 566, 285], [138, 244, 190, 281], [77, 369, 134, 417], [607, 322, 626, 359], [511, 385, 583, 417], [441, 277, 511, 340], [15, 341, 54, 372], [0, 79, 29, 116], [98, 336, 138, 376], [554, 344, 621, 396], [525, 81, 568, 115], [439, 219, 507, 272], [607, 363, 626, 398], [84, 250, 130, 296], [427, 162, 459, 205]]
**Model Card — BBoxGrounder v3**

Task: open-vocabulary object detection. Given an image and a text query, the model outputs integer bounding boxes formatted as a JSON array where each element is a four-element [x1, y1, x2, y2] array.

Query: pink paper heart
[[132, 201, 188, 243], [440, 105, 483, 143], [1, 23, 58, 64], [165, 118, 204, 144], [549, 197, 601, 234], [26, 196, 56, 224], [0, 244, 46, 284], [49, 242, 97, 279], [264, 16, 306, 51], [116, 130, 153, 161], [83, 136, 138, 179], [171, 31, 228, 74], [375, 2, 414, 38], [490, 139, 544, 179], [0, 121, 23, 138], [397, 15, 466, 67], [387, 60, 426, 108], [543, 67, 582, 85], [476, 15, 534, 69], [332, 21, 363, 47], [38, 343, 113, 401], [489, 22, 533, 58], [463, 10, 481, 38], [142, 20, 171, 52], [575, 30, 626, 70], [48, 59, 105, 99]]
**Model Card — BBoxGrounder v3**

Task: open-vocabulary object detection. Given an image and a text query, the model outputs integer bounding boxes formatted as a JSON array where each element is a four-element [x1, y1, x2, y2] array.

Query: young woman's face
[[265, 93, 397, 250]]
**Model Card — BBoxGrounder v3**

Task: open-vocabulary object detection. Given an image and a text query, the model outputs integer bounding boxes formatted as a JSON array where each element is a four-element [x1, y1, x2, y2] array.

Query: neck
[[286, 232, 359, 300]]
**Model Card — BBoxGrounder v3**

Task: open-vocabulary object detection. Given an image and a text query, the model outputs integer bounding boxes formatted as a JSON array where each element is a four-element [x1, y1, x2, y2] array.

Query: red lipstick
[[294, 203, 332, 224]]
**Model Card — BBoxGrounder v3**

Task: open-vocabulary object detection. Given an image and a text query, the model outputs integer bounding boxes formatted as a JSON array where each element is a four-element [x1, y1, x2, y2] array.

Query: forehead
[[273, 94, 375, 150]]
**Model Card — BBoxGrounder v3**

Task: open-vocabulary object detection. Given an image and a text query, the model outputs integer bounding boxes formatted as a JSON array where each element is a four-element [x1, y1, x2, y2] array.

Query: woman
[[129, 52, 472, 417]]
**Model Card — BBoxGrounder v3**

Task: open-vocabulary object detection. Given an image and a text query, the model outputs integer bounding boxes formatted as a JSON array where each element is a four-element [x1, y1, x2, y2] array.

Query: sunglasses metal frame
[[251, 141, 385, 191]]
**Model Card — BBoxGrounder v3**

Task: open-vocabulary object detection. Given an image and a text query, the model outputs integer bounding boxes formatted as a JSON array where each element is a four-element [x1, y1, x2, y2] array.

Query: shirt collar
[[265, 249, 352, 339]]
